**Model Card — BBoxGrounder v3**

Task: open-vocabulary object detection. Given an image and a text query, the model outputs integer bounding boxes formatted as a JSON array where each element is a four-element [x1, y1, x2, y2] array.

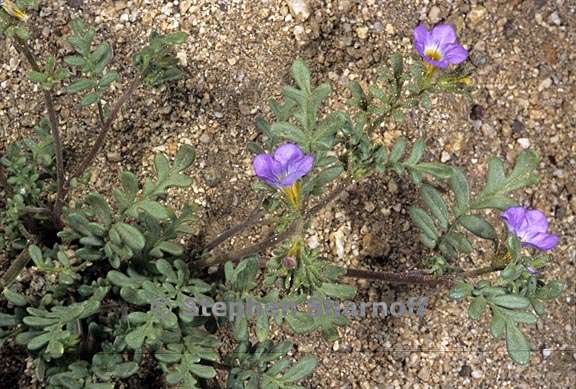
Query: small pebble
[[517, 138, 531, 149]]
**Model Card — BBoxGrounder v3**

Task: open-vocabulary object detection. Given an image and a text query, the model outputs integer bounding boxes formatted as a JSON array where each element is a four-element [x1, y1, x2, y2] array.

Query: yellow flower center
[[424, 48, 442, 61]]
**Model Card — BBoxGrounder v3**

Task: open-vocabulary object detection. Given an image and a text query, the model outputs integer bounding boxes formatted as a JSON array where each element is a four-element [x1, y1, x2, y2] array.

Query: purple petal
[[413, 24, 430, 56], [501, 207, 527, 235], [274, 143, 304, 166], [253, 154, 280, 187], [443, 44, 468, 65], [431, 24, 458, 44], [523, 209, 548, 234], [279, 155, 314, 187], [522, 232, 560, 252], [423, 56, 449, 68]]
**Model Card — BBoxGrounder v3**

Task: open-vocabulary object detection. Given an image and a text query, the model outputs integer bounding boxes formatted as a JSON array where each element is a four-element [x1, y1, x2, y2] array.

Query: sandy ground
[[1, 0, 575, 388]]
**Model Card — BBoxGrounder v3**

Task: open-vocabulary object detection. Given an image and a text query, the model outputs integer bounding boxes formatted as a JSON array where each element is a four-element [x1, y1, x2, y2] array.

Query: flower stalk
[[13, 38, 65, 227]]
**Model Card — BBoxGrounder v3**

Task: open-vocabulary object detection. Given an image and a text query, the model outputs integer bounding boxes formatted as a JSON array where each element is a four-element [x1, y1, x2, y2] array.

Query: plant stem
[[0, 240, 35, 289], [196, 179, 354, 268], [0, 163, 13, 199], [343, 263, 504, 287], [22, 206, 52, 215], [198, 218, 303, 268], [202, 201, 265, 253], [69, 75, 143, 180], [14, 38, 65, 226]]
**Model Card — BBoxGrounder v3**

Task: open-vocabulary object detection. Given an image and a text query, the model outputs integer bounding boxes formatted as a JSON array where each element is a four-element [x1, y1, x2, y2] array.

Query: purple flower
[[413, 24, 468, 68], [253, 143, 314, 189], [501, 207, 560, 252]]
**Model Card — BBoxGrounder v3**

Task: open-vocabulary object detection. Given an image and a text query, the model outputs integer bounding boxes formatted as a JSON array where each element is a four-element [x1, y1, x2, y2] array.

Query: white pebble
[[517, 138, 531, 149]]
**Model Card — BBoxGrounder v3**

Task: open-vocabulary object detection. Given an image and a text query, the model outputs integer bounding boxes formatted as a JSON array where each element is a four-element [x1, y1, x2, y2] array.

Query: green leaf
[[506, 150, 539, 191], [449, 281, 473, 300], [114, 223, 145, 251], [27, 71, 46, 83], [468, 297, 487, 320], [490, 310, 506, 338], [483, 157, 507, 194], [448, 168, 470, 214], [92, 43, 113, 73], [86, 193, 113, 226], [291, 59, 311, 94], [282, 356, 317, 383], [28, 245, 44, 267], [66, 79, 96, 93], [137, 200, 169, 219], [405, 138, 425, 165], [106, 271, 134, 287], [349, 80, 367, 109], [420, 184, 449, 229], [0, 313, 17, 327], [409, 207, 439, 241], [99, 71, 119, 87], [535, 281, 565, 300], [120, 171, 139, 201], [490, 295, 530, 309], [471, 195, 517, 210], [413, 163, 453, 179], [64, 55, 85, 66], [27, 333, 51, 350], [320, 283, 356, 300], [81, 93, 100, 107], [506, 321, 531, 365], [458, 215, 497, 240], [506, 310, 537, 324], [163, 31, 188, 45], [155, 241, 184, 256], [270, 122, 308, 144], [315, 165, 342, 187], [3, 288, 27, 306], [173, 144, 196, 171], [444, 232, 473, 254], [389, 137, 407, 163], [188, 364, 216, 379], [256, 313, 269, 342], [156, 259, 177, 281], [390, 52, 403, 78]]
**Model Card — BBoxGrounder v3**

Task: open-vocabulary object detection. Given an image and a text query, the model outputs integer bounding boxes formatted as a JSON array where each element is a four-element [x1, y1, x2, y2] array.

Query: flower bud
[[281, 256, 297, 269]]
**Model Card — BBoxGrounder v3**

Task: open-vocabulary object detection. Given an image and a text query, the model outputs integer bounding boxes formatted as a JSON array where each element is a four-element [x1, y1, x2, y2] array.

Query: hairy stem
[[14, 38, 65, 225], [202, 201, 265, 253], [69, 75, 142, 180], [343, 263, 504, 287], [196, 179, 354, 268], [0, 240, 35, 289], [0, 163, 13, 199]]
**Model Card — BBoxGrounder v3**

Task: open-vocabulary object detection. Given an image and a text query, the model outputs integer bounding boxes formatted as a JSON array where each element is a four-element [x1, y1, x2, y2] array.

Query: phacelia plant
[[0, 5, 565, 388]]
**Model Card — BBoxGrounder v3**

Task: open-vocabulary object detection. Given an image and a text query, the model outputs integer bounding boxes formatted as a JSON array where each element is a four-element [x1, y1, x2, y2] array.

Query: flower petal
[[523, 209, 548, 233], [443, 44, 468, 65], [431, 24, 457, 44], [501, 206, 527, 235], [253, 154, 280, 187], [423, 56, 449, 68], [274, 143, 304, 166], [413, 24, 430, 57], [522, 232, 560, 252], [279, 155, 314, 187]]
